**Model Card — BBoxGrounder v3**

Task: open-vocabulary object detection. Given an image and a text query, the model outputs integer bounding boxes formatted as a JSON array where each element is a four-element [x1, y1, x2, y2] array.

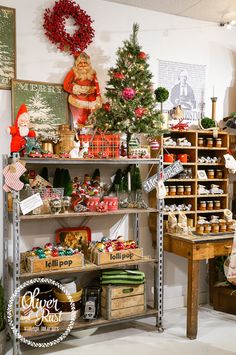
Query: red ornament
[[103, 102, 111, 112], [122, 87, 136, 100], [138, 51, 147, 60], [114, 72, 125, 80], [43, 0, 94, 55], [51, 249, 59, 257], [150, 140, 160, 150], [135, 107, 146, 118]]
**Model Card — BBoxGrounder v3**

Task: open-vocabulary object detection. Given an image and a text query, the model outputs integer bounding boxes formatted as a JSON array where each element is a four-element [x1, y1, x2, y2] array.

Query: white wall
[[1, 0, 236, 307]]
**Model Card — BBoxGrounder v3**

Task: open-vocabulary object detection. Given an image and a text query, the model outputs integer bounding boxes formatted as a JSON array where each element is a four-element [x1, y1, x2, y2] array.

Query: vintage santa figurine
[[7, 103, 36, 154], [63, 52, 102, 128]]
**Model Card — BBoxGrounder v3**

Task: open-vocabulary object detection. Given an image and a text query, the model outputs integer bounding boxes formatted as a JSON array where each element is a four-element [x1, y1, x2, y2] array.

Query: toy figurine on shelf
[[7, 104, 36, 155], [63, 52, 102, 129], [170, 105, 189, 131]]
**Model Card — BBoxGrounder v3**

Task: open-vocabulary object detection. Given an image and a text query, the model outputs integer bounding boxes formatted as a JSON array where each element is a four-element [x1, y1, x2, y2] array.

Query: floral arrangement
[[43, 0, 94, 55]]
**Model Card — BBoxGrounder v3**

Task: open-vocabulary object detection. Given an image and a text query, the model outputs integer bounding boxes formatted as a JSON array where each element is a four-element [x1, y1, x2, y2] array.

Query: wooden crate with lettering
[[25, 253, 84, 273], [101, 284, 146, 320], [90, 248, 143, 265]]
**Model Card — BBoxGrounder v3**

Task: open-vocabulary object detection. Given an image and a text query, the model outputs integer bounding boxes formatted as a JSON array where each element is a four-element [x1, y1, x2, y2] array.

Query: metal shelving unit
[[3, 155, 164, 354]]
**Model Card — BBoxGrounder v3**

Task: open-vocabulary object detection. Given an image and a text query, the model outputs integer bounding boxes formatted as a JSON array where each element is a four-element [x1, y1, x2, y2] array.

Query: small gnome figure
[[7, 104, 36, 154]]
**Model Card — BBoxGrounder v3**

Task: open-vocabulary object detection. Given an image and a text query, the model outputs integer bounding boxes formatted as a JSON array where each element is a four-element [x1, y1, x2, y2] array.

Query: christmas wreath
[[43, 0, 94, 55]]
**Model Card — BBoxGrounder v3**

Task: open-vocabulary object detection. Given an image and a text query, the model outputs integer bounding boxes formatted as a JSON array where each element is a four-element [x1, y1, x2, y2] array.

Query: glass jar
[[169, 186, 176, 196], [207, 138, 213, 148], [207, 170, 215, 179], [206, 200, 213, 210], [204, 223, 212, 234], [196, 222, 204, 235], [214, 200, 221, 210], [219, 220, 227, 232], [199, 201, 206, 211], [198, 137, 204, 147], [215, 170, 223, 179], [211, 223, 220, 233], [216, 138, 222, 148], [227, 221, 235, 232], [165, 186, 169, 195], [177, 185, 184, 195], [184, 185, 192, 195]]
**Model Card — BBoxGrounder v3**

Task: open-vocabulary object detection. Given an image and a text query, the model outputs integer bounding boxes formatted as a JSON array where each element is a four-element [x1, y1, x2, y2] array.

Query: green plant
[[154, 87, 169, 113], [0, 278, 5, 332], [201, 117, 216, 129]]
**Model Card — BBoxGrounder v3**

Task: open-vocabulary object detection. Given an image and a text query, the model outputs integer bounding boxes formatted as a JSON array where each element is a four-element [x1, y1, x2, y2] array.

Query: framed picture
[[0, 5, 16, 89], [197, 170, 207, 179], [55, 227, 91, 250], [12, 79, 69, 142]]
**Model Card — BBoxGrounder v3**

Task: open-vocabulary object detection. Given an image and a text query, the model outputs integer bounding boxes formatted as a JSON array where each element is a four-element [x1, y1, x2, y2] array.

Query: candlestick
[[213, 85, 215, 97], [211, 97, 217, 121], [128, 172, 131, 192]]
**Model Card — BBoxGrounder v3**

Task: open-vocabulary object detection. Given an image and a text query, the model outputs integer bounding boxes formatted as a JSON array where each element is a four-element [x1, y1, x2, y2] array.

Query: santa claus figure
[[63, 52, 102, 128], [8, 103, 36, 154]]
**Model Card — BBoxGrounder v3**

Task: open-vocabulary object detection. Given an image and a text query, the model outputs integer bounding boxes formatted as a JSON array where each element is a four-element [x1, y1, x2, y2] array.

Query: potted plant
[[0, 278, 6, 355], [154, 87, 169, 113]]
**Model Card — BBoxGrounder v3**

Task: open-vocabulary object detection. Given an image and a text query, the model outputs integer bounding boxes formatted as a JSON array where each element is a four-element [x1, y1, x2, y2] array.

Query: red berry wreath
[[43, 0, 94, 55]]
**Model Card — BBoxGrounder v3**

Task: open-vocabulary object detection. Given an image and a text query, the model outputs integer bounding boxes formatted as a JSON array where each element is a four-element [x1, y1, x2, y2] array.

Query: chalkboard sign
[[143, 160, 184, 193]]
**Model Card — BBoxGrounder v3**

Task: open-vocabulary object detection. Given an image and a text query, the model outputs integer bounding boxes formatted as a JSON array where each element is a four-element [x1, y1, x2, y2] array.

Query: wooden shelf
[[20, 208, 158, 221], [198, 179, 227, 182], [197, 194, 227, 197], [164, 146, 196, 149], [197, 163, 225, 166], [165, 195, 195, 198], [21, 158, 160, 165], [164, 162, 195, 165], [196, 209, 225, 213], [167, 179, 195, 182], [21, 306, 158, 339], [197, 147, 228, 150], [18, 256, 157, 278], [164, 211, 194, 215]]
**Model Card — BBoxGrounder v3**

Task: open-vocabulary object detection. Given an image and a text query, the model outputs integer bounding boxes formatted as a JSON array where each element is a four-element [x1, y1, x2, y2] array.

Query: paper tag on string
[[20, 193, 43, 215]]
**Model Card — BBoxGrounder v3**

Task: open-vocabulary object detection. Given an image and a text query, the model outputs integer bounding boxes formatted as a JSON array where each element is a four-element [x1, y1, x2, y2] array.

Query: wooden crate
[[25, 253, 84, 273], [91, 248, 143, 265], [213, 285, 236, 315], [101, 284, 146, 320]]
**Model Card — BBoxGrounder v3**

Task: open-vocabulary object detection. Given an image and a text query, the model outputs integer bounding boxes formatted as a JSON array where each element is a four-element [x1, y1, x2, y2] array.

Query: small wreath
[[43, 0, 94, 55]]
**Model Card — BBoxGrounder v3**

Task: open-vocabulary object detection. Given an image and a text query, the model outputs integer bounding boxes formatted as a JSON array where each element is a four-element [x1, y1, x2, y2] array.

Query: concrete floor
[[6, 306, 236, 355]]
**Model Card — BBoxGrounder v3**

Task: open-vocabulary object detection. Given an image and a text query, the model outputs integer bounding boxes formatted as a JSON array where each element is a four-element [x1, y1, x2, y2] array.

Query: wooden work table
[[164, 232, 234, 339]]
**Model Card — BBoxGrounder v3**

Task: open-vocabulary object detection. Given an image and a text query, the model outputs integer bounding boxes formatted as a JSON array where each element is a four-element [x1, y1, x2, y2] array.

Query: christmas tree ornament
[[135, 107, 146, 118], [122, 87, 136, 100], [103, 102, 111, 112], [7, 104, 36, 154], [150, 140, 160, 150], [63, 52, 102, 128], [138, 51, 147, 59], [113, 72, 125, 79]]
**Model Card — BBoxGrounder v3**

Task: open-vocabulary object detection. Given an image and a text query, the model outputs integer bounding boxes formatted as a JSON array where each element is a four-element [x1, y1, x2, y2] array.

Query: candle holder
[[211, 97, 217, 121]]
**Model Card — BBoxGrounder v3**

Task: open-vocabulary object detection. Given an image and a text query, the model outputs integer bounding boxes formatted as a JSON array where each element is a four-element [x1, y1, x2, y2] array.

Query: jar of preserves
[[184, 185, 192, 195], [199, 201, 206, 211], [215, 170, 223, 179], [165, 186, 169, 195], [219, 220, 227, 232], [198, 137, 204, 147], [227, 221, 235, 232], [177, 185, 184, 195], [207, 138, 213, 148], [196, 222, 204, 235], [216, 138, 222, 148], [211, 223, 220, 233], [214, 200, 221, 210], [206, 201, 213, 210], [207, 170, 215, 179], [169, 186, 176, 196], [204, 223, 212, 234]]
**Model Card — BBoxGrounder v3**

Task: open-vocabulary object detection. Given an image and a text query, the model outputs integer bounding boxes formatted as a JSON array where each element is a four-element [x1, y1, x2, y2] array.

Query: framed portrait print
[[12, 79, 69, 142], [0, 5, 16, 89], [197, 170, 208, 180]]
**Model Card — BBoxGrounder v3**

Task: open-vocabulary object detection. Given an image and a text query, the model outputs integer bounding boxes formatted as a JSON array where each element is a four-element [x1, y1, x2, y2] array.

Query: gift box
[[79, 134, 120, 158]]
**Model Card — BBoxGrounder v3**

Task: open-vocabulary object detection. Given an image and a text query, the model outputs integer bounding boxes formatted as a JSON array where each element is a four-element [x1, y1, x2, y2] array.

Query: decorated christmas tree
[[92, 23, 162, 150]]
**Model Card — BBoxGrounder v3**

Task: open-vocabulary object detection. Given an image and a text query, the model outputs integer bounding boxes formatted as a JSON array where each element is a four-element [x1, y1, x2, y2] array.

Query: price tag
[[20, 193, 43, 215]]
